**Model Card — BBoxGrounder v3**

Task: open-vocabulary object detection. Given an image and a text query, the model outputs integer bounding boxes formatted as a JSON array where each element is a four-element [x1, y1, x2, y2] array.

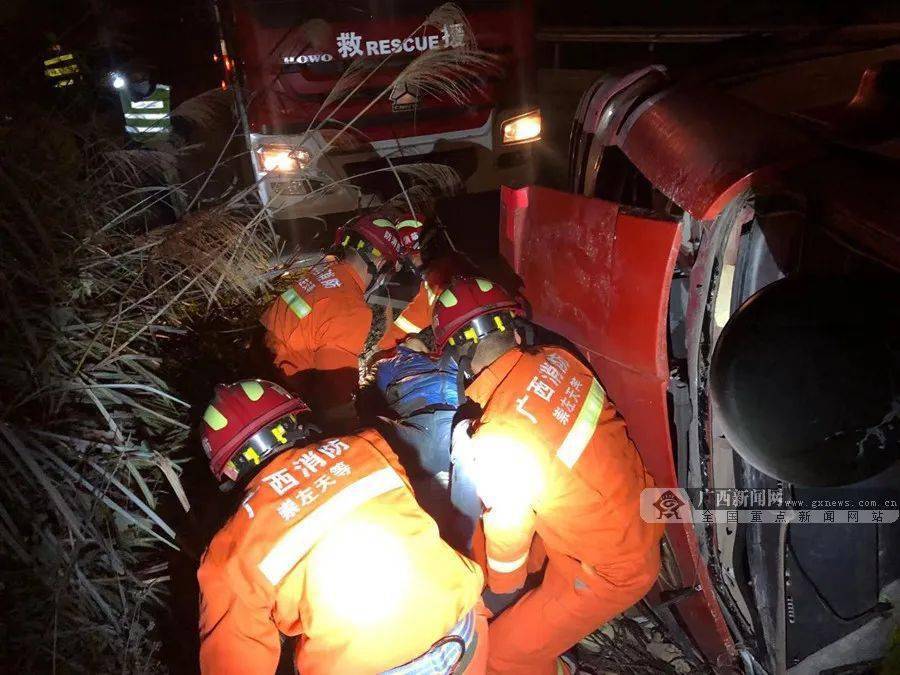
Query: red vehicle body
[[216, 0, 539, 231], [501, 59, 900, 672]]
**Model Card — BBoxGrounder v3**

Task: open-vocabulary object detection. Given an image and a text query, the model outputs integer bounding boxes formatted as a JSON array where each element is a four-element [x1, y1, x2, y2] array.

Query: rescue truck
[[215, 0, 539, 245]]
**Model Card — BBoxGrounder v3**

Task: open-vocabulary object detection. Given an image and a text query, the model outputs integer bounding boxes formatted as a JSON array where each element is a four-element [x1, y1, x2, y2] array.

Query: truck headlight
[[500, 110, 541, 145], [257, 145, 311, 173]]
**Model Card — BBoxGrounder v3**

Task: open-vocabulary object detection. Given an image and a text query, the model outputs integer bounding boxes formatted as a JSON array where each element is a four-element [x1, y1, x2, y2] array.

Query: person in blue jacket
[[375, 345, 481, 553]]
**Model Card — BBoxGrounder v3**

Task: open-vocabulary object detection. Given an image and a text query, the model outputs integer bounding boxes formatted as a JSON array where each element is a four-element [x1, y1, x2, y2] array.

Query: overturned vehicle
[[498, 61, 900, 672]]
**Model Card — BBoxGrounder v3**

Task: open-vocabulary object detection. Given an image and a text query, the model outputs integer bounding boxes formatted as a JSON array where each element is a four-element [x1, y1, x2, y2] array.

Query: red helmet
[[423, 253, 476, 288], [419, 253, 477, 304], [394, 213, 425, 256], [431, 276, 524, 350], [200, 380, 310, 481], [335, 212, 403, 263]]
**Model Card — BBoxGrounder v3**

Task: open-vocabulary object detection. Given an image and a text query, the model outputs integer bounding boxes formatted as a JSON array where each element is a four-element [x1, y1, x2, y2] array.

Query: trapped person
[[196, 379, 489, 674], [374, 345, 481, 552], [260, 212, 403, 427], [431, 277, 664, 675]]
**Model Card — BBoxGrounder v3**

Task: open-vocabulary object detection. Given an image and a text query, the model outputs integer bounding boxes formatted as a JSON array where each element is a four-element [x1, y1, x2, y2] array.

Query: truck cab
[[217, 0, 539, 246], [501, 55, 900, 672]]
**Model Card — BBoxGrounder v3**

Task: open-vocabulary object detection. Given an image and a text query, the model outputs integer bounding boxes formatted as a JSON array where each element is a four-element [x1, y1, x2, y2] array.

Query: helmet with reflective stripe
[[334, 211, 403, 264], [200, 380, 311, 481], [432, 276, 524, 350], [394, 212, 425, 256]]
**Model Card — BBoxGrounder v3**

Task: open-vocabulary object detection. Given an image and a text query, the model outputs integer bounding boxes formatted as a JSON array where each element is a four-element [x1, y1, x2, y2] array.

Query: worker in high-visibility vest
[[117, 68, 171, 142], [260, 212, 404, 426], [197, 379, 489, 674], [43, 39, 81, 89], [432, 276, 664, 675]]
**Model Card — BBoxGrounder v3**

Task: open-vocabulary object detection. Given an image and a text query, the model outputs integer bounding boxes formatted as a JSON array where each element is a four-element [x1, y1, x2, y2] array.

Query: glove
[[376, 347, 459, 417]]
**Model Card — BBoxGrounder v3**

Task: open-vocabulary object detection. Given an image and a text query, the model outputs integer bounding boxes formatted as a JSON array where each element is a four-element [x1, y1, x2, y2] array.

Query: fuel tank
[[710, 276, 900, 486]]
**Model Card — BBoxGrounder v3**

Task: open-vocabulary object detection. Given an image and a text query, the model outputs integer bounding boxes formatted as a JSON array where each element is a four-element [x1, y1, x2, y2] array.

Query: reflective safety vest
[[463, 346, 663, 593], [43, 48, 80, 88], [198, 428, 484, 675], [119, 84, 171, 141]]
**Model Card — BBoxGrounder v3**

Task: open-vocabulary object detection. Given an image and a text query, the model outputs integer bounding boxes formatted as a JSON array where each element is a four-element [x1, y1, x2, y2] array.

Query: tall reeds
[[0, 4, 492, 671]]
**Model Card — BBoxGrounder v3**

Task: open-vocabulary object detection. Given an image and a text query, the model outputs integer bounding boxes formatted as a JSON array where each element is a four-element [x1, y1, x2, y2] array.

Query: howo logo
[[282, 53, 334, 65]]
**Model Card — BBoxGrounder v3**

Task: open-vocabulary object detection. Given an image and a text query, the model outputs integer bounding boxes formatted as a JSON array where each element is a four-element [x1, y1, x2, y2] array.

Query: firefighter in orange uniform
[[378, 211, 475, 350], [197, 379, 489, 675], [432, 277, 664, 675], [378, 213, 431, 347], [260, 212, 403, 424]]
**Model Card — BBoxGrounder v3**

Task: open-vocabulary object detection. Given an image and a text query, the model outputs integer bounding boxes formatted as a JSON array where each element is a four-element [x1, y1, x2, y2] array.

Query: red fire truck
[[215, 0, 539, 243]]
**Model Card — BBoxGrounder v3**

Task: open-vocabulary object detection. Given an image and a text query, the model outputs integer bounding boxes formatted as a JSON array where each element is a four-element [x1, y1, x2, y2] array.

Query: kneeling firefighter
[[432, 277, 664, 675], [376, 212, 476, 351], [260, 212, 403, 427], [197, 379, 489, 675]]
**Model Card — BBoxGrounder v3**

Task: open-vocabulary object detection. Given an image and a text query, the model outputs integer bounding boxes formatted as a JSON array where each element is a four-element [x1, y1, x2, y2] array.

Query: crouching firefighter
[[432, 277, 665, 675], [377, 211, 476, 352], [260, 212, 404, 428], [197, 379, 489, 675]]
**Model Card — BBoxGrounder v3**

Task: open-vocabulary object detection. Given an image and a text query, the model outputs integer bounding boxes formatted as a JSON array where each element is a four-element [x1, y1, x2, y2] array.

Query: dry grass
[[149, 206, 277, 309], [171, 87, 235, 131], [389, 47, 497, 105], [0, 3, 489, 672], [0, 107, 269, 671]]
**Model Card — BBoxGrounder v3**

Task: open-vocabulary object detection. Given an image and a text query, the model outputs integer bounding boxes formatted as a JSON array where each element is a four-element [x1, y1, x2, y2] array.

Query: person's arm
[[377, 283, 431, 350], [310, 305, 369, 427], [260, 290, 316, 378], [197, 553, 281, 675], [456, 421, 537, 594], [482, 502, 536, 594]]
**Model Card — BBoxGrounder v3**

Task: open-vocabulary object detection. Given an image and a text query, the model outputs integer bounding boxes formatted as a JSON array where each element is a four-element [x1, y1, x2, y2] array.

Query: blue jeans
[[384, 410, 481, 554]]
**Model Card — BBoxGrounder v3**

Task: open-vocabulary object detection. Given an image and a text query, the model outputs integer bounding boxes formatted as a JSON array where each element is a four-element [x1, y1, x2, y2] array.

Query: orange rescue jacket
[[377, 279, 435, 350], [260, 259, 372, 410], [377, 256, 471, 350], [198, 428, 484, 675], [463, 346, 663, 594]]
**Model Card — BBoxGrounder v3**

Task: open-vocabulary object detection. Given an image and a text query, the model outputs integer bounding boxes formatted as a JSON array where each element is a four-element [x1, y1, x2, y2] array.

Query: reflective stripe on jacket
[[464, 346, 663, 594], [198, 428, 484, 675], [378, 280, 433, 349], [43, 50, 80, 88]]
